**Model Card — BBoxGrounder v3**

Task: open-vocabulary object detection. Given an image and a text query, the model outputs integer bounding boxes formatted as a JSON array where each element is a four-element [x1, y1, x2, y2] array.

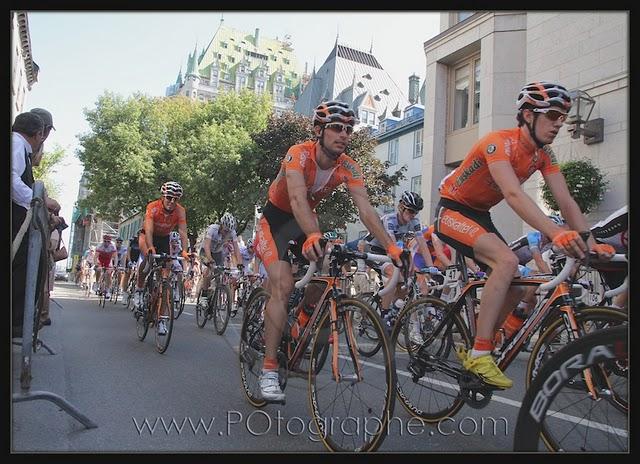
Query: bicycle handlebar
[[537, 256, 576, 292], [150, 253, 185, 261]]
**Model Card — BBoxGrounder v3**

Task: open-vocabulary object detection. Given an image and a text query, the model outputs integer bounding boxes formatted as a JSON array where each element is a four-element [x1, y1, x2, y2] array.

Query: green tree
[[540, 158, 608, 214], [33, 145, 66, 199], [76, 90, 271, 236]]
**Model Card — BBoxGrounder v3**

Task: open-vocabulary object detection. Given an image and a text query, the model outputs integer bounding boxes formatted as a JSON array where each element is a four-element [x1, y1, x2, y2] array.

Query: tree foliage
[[540, 158, 608, 214], [33, 144, 66, 199], [77, 93, 402, 239], [77, 90, 271, 235]]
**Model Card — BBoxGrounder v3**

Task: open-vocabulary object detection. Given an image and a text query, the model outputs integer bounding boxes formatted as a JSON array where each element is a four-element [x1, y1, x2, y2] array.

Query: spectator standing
[[11, 111, 60, 338]]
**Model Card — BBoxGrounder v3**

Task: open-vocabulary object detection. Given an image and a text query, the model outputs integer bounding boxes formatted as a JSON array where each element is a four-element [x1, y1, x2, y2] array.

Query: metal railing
[[12, 181, 97, 429]]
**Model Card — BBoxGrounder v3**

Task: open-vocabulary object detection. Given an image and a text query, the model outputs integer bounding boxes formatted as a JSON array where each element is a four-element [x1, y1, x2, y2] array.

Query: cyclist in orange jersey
[[253, 100, 406, 402], [434, 81, 615, 389], [133, 181, 189, 336]]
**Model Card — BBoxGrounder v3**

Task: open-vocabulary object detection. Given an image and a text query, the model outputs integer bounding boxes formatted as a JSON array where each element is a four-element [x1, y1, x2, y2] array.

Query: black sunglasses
[[163, 196, 179, 203]]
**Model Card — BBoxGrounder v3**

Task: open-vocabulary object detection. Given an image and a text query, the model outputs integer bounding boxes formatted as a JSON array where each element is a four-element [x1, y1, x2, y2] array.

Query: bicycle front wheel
[[135, 289, 150, 341], [308, 297, 396, 452], [392, 296, 472, 422], [525, 306, 628, 451], [155, 284, 175, 354], [213, 285, 232, 335], [174, 278, 186, 319], [515, 325, 628, 452], [238, 288, 269, 408], [195, 289, 208, 328]]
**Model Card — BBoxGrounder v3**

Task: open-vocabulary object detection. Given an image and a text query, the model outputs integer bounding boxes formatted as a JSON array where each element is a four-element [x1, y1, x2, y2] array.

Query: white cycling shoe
[[259, 371, 285, 403]]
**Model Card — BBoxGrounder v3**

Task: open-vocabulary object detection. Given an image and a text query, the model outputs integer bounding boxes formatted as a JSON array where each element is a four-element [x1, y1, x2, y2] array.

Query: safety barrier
[[12, 181, 97, 429]]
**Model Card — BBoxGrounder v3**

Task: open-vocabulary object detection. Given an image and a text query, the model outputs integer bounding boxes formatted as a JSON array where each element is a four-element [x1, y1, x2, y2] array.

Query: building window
[[388, 139, 399, 165], [257, 81, 265, 92], [411, 175, 422, 195], [368, 112, 375, 125], [457, 12, 474, 22], [414, 129, 423, 158], [221, 42, 228, 49], [235, 45, 241, 52], [360, 109, 368, 123], [451, 55, 480, 132], [473, 58, 481, 125]]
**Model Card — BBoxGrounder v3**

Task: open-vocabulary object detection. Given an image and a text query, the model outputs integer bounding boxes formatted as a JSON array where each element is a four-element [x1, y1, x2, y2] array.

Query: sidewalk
[[11, 283, 97, 452]]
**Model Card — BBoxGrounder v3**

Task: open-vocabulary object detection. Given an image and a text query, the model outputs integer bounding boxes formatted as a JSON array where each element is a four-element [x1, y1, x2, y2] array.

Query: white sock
[[471, 349, 491, 358]]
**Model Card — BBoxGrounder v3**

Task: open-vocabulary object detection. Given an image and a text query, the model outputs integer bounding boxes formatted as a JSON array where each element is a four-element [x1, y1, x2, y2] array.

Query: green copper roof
[[196, 24, 301, 86]]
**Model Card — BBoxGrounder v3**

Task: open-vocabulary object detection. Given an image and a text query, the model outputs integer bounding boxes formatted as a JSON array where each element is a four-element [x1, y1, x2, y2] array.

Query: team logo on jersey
[[487, 144, 497, 155]]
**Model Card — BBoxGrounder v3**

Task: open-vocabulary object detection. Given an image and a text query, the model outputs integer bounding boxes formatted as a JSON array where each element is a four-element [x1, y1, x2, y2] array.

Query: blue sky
[[24, 11, 441, 251]]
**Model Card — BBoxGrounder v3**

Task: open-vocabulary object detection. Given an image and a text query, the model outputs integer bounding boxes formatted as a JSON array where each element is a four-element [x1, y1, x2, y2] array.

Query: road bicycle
[[513, 324, 628, 452], [195, 264, 233, 335], [125, 263, 138, 311], [392, 244, 627, 435], [109, 266, 125, 305], [134, 253, 184, 354], [96, 266, 113, 309], [233, 271, 264, 319], [238, 242, 401, 452]]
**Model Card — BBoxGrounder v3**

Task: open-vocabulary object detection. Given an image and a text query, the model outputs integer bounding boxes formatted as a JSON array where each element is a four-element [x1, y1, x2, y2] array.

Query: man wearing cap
[[12, 111, 61, 337], [29, 108, 55, 165]]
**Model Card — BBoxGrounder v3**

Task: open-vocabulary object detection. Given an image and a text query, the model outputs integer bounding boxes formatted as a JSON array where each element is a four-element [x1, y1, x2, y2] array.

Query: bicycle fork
[[331, 300, 362, 384]]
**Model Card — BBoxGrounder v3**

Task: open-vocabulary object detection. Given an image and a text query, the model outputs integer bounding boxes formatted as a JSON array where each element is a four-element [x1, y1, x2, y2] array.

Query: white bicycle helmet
[[313, 100, 357, 127], [160, 181, 183, 198], [169, 231, 180, 242], [220, 212, 236, 231], [548, 214, 565, 226], [516, 81, 572, 113]]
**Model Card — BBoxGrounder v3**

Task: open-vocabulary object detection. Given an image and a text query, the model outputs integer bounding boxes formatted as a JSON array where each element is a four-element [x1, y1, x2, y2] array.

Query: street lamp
[[566, 89, 604, 145]]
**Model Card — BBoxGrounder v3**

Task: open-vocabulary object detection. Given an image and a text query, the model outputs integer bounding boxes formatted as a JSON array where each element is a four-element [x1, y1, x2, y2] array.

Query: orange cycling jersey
[[439, 128, 560, 211], [144, 199, 186, 237], [267, 140, 365, 213]]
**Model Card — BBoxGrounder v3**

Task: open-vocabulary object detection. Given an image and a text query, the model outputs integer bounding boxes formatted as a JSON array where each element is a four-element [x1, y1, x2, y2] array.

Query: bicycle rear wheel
[[308, 298, 396, 452], [238, 288, 269, 408], [213, 285, 232, 335], [514, 325, 628, 452], [392, 296, 472, 422], [155, 284, 174, 354]]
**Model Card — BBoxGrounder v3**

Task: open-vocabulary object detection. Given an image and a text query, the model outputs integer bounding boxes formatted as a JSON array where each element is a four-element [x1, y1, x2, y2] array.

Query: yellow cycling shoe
[[455, 346, 469, 363], [462, 354, 513, 389]]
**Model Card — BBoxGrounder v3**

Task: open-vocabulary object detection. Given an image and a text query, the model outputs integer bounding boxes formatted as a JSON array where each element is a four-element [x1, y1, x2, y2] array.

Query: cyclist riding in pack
[[253, 100, 406, 402], [365, 191, 434, 330], [197, 212, 243, 307], [95, 234, 117, 299], [133, 181, 189, 335], [434, 81, 615, 389]]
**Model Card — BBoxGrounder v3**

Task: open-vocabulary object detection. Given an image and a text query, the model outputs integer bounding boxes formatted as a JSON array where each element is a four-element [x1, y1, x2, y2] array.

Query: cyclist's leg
[[436, 201, 515, 388]]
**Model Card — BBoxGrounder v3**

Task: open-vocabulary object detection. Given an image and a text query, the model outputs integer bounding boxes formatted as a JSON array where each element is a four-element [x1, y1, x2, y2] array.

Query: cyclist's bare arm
[[144, 216, 155, 253], [233, 238, 243, 266], [531, 247, 551, 273], [178, 219, 189, 257], [203, 237, 213, 264], [349, 183, 397, 251], [286, 169, 321, 236], [488, 161, 566, 242], [432, 233, 452, 268], [415, 234, 435, 267]]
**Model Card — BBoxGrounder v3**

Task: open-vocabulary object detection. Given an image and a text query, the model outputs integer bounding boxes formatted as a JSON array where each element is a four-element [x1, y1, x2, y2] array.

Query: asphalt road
[[10, 281, 600, 453]]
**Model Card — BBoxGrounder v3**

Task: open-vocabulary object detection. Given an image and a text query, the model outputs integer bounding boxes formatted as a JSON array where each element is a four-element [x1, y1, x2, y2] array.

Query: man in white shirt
[[12, 112, 60, 337]]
